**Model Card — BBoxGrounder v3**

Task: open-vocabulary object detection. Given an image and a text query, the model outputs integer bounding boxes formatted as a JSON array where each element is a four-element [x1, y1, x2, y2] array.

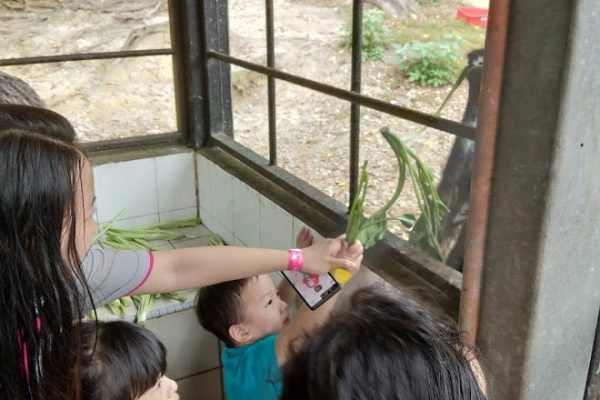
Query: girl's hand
[[301, 235, 363, 275]]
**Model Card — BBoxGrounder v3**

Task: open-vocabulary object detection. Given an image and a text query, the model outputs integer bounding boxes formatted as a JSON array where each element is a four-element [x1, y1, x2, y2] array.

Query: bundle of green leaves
[[345, 129, 448, 260]]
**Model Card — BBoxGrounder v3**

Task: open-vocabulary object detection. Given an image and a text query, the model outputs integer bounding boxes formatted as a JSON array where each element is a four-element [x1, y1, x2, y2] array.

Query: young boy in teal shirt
[[195, 228, 363, 400]]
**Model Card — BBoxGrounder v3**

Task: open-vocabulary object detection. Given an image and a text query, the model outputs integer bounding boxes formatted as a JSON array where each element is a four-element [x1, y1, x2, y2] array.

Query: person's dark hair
[[0, 104, 77, 142], [80, 321, 167, 400], [196, 278, 253, 346], [281, 287, 486, 400], [0, 129, 91, 399]]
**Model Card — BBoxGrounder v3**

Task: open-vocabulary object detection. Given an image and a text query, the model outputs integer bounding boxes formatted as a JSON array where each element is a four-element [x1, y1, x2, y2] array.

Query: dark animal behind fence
[[430, 49, 483, 271]]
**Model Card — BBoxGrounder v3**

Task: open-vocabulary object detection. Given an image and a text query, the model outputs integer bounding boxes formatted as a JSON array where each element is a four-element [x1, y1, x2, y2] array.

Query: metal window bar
[[202, 0, 475, 208], [206, 50, 475, 140], [349, 0, 364, 206], [0, 49, 173, 67], [0, 6, 184, 144], [266, 0, 277, 166]]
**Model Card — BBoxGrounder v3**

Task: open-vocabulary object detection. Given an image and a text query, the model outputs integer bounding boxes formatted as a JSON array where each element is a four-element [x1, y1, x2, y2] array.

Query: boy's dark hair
[[281, 287, 486, 400], [80, 321, 167, 400], [196, 278, 252, 347], [0, 104, 77, 142]]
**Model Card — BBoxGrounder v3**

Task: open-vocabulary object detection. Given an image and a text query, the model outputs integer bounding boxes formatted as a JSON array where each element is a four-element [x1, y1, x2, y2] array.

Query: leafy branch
[[345, 128, 448, 260]]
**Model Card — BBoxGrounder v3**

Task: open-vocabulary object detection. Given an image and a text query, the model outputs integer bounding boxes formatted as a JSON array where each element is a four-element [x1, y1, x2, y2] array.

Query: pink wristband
[[287, 249, 304, 271]]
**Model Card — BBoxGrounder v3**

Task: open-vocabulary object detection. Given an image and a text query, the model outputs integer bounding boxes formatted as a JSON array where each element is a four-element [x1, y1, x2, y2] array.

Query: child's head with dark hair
[[196, 275, 291, 347], [0, 104, 77, 142], [80, 321, 178, 400], [281, 287, 486, 400]]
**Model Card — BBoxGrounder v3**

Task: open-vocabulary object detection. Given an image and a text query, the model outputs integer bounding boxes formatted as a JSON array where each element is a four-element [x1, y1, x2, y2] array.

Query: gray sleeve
[[81, 246, 153, 309]]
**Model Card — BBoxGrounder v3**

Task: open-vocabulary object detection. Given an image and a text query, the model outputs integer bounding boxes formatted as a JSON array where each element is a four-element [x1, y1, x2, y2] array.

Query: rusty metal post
[[458, 0, 510, 345]]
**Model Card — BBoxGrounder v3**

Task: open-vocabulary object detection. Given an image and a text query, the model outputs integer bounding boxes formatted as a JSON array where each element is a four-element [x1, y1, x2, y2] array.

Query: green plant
[[394, 34, 465, 87], [344, 8, 389, 61]]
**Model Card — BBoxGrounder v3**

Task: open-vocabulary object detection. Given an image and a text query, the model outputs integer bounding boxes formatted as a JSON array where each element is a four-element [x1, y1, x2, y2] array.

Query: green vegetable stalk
[[342, 66, 472, 259], [207, 233, 225, 246], [343, 128, 448, 261]]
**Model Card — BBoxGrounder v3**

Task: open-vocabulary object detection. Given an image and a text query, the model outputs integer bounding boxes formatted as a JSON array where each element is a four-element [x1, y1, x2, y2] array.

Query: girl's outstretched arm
[[131, 236, 363, 295]]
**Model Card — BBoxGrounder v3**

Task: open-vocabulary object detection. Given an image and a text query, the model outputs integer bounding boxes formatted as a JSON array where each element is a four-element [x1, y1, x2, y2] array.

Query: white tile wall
[[208, 162, 234, 234], [199, 209, 234, 246], [93, 152, 197, 227], [197, 156, 211, 213], [196, 155, 323, 253], [155, 152, 196, 213], [110, 214, 160, 229], [233, 237, 247, 247], [259, 195, 294, 249], [292, 217, 324, 246], [232, 177, 261, 248], [160, 207, 198, 223], [197, 157, 237, 245], [94, 158, 158, 224], [145, 309, 220, 380]]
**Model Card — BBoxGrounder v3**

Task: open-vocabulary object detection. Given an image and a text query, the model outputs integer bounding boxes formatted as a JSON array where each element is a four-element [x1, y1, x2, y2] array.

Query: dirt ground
[[0, 0, 483, 236]]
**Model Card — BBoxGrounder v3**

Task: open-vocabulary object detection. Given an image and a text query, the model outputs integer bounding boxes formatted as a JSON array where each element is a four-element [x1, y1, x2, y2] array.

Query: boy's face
[[238, 275, 290, 342]]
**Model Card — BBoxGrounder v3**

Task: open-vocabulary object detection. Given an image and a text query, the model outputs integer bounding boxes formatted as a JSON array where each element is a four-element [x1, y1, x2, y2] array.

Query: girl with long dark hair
[[0, 130, 95, 399]]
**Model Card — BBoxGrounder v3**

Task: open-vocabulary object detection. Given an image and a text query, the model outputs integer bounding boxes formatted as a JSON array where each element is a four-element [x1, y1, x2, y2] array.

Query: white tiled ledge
[[93, 289, 198, 323]]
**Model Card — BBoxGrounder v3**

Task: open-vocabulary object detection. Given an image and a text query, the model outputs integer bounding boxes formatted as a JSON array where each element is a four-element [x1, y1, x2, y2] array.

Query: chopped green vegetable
[[207, 233, 225, 246], [131, 294, 154, 325], [95, 213, 201, 322], [120, 296, 133, 308], [105, 298, 126, 317], [157, 292, 188, 302]]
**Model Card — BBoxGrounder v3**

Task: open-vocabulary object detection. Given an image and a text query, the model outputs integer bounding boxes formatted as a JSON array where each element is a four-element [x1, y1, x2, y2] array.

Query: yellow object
[[332, 268, 353, 285]]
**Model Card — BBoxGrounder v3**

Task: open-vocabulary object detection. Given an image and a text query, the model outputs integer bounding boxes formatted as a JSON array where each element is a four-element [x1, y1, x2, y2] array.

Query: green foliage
[[394, 34, 465, 87], [415, 0, 441, 5], [345, 129, 447, 257], [344, 8, 389, 61]]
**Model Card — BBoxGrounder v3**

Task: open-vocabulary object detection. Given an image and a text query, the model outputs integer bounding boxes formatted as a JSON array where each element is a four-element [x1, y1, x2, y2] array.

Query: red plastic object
[[456, 7, 488, 27]]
